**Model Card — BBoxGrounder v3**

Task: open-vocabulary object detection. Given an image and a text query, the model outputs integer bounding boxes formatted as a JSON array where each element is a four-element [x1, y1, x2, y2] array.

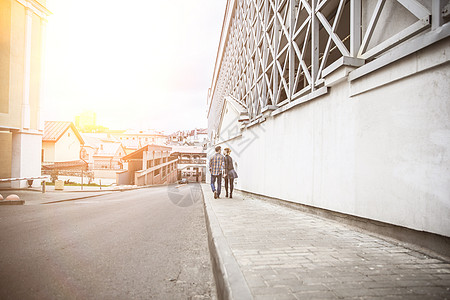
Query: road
[[0, 184, 216, 299]]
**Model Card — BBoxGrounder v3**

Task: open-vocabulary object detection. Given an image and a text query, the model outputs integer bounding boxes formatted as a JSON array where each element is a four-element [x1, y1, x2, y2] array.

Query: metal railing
[[0, 176, 48, 192]]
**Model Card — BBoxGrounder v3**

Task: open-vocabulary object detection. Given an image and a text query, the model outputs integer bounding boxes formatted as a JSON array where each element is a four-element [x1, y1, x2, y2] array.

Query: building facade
[[81, 133, 126, 179], [42, 121, 84, 164], [74, 110, 97, 132], [168, 129, 208, 147], [171, 146, 207, 182], [111, 129, 168, 154], [118, 144, 178, 186], [0, 0, 50, 187], [208, 0, 450, 252]]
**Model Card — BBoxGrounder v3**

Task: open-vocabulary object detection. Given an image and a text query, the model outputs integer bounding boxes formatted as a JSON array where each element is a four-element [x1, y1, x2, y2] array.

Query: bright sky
[[42, 0, 226, 133]]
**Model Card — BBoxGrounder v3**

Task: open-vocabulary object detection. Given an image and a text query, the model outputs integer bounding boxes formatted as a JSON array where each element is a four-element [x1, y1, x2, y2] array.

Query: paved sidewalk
[[201, 184, 450, 300]]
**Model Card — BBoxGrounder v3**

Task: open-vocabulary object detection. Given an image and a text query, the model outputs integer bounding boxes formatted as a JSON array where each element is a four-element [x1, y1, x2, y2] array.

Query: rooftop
[[43, 121, 84, 144]]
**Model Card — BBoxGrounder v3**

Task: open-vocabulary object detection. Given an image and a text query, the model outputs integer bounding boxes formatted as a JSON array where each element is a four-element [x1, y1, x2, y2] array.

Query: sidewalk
[[201, 184, 450, 300]]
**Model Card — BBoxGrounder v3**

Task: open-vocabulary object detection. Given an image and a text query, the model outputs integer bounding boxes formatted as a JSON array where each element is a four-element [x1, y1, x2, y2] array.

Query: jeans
[[210, 174, 222, 196], [225, 175, 234, 195]]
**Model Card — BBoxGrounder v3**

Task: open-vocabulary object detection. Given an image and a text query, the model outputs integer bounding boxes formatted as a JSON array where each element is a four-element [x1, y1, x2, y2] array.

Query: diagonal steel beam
[[358, 0, 386, 56], [396, 0, 430, 19]]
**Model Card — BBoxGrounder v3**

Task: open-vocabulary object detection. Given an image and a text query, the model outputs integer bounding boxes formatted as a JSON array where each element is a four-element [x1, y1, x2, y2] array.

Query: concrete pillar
[[22, 8, 33, 130], [38, 19, 47, 131], [142, 151, 147, 170], [11, 131, 42, 188]]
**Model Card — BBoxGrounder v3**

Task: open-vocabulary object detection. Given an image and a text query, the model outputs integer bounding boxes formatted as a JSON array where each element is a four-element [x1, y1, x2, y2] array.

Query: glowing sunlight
[[42, 0, 226, 132]]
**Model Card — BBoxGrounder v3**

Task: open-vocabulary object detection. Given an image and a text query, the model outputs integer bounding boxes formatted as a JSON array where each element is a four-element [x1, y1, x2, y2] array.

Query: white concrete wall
[[218, 102, 241, 142], [54, 127, 82, 162], [11, 132, 42, 188], [93, 169, 118, 179], [215, 43, 450, 238], [42, 141, 55, 162]]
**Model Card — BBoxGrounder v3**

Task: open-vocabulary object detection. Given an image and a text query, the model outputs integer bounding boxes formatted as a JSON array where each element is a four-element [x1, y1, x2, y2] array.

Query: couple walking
[[209, 146, 238, 199]]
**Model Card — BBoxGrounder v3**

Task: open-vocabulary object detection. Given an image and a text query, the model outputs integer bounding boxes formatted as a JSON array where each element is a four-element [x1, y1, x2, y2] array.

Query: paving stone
[[202, 186, 450, 300], [252, 287, 292, 296], [265, 279, 303, 289], [293, 290, 337, 299], [433, 279, 450, 287], [361, 295, 442, 300], [254, 294, 297, 300], [289, 283, 332, 293], [245, 277, 268, 288], [261, 273, 298, 281], [334, 287, 412, 298], [406, 286, 450, 295]]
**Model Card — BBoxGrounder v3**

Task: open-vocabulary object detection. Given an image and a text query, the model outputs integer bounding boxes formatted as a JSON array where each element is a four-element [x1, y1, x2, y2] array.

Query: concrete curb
[[200, 184, 253, 300], [42, 185, 170, 204], [0, 184, 173, 205], [0, 184, 169, 194], [0, 200, 25, 205], [42, 192, 117, 204], [0, 188, 113, 193]]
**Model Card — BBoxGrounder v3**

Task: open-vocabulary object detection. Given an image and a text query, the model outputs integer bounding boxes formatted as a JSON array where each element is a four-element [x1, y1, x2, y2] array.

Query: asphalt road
[[0, 184, 216, 299]]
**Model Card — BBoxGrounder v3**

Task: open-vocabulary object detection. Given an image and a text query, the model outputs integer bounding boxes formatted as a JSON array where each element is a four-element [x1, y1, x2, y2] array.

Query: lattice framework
[[209, 0, 446, 134]]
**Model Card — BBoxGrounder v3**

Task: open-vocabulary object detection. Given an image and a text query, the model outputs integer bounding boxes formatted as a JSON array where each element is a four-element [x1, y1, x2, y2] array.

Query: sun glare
[[43, 0, 226, 132]]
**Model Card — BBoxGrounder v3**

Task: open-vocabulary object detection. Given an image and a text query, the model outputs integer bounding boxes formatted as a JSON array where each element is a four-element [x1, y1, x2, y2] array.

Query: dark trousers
[[210, 174, 222, 196], [225, 176, 234, 195]]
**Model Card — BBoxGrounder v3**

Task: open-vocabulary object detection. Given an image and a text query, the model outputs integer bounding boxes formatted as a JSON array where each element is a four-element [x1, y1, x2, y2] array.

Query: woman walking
[[223, 148, 237, 198]]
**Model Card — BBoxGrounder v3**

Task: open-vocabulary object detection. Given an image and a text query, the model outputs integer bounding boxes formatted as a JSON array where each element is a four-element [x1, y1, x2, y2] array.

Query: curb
[[42, 191, 117, 204], [0, 188, 116, 193], [42, 185, 168, 204], [0, 200, 25, 205], [200, 184, 253, 300], [0, 183, 173, 193]]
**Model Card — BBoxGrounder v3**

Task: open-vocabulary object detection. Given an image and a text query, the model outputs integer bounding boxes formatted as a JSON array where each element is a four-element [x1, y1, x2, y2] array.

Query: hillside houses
[[81, 133, 126, 179]]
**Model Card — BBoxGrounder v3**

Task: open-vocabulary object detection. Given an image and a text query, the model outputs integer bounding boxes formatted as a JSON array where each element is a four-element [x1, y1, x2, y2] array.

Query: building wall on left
[[0, 0, 11, 115], [0, 132, 12, 178], [0, 0, 50, 187]]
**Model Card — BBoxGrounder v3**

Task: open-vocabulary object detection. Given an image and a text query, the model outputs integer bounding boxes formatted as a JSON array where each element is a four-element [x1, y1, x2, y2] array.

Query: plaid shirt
[[209, 152, 225, 176]]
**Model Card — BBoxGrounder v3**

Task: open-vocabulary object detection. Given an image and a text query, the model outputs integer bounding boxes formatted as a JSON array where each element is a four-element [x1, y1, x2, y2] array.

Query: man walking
[[209, 146, 225, 199]]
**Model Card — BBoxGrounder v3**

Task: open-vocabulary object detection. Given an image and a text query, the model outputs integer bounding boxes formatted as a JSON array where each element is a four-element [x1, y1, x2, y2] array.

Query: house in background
[[118, 144, 177, 186], [93, 142, 126, 170], [111, 129, 168, 153], [42, 121, 84, 164], [81, 133, 126, 180], [0, 0, 51, 188], [118, 137, 143, 155], [171, 146, 206, 183], [168, 128, 208, 148]]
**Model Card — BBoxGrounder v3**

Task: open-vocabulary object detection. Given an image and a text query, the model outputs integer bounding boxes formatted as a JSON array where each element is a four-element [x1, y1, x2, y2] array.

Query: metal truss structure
[[208, 0, 450, 136]]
